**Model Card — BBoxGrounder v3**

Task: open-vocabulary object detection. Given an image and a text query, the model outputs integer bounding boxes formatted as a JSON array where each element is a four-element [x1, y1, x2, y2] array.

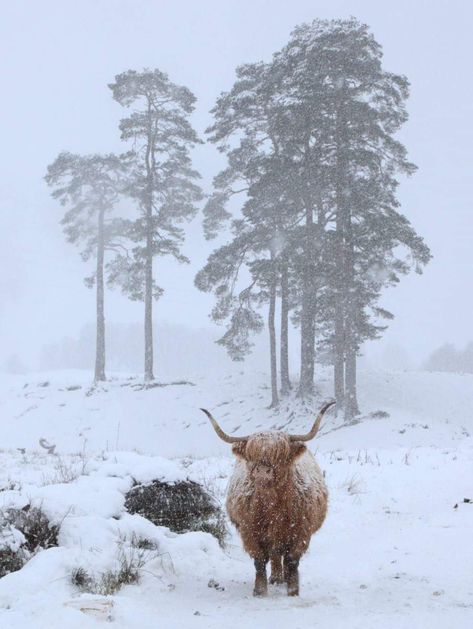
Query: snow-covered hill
[[1, 368, 472, 455], [0, 368, 472, 628]]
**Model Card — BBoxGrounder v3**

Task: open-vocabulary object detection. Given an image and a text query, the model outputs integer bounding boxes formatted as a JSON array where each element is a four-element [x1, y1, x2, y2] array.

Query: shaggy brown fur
[[201, 403, 334, 597], [226, 432, 328, 596]]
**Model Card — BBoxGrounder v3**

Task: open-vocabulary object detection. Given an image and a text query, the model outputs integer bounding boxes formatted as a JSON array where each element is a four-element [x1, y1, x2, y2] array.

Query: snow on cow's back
[[226, 458, 249, 498], [294, 449, 327, 495]]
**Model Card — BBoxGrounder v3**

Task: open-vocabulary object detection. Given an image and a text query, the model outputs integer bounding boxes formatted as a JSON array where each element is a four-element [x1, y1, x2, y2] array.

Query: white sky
[[0, 0, 472, 370]]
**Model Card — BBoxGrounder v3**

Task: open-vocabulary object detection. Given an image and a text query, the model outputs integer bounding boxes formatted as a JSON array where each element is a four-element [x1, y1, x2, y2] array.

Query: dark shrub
[[0, 548, 25, 577], [7, 505, 59, 552], [0, 506, 59, 578], [125, 480, 227, 546]]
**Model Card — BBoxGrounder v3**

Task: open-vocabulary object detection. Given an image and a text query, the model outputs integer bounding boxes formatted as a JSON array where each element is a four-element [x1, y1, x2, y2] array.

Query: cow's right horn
[[200, 408, 249, 443], [289, 400, 336, 442]]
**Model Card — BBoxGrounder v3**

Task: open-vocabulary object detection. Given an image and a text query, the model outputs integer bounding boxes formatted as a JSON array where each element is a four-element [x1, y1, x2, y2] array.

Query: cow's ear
[[232, 442, 247, 459], [289, 442, 307, 461]]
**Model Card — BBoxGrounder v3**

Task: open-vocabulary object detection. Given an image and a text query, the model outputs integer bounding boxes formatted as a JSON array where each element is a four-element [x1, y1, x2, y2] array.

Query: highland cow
[[201, 401, 334, 597]]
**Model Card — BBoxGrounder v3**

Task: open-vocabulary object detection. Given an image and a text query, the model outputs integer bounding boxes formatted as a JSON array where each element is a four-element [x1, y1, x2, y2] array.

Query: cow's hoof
[[253, 587, 268, 597], [287, 587, 299, 597], [269, 575, 284, 585]]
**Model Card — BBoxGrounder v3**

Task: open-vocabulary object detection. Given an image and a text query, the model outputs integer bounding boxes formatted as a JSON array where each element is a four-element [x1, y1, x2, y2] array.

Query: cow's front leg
[[253, 558, 268, 597], [269, 555, 284, 584], [284, 554, 300, 596]]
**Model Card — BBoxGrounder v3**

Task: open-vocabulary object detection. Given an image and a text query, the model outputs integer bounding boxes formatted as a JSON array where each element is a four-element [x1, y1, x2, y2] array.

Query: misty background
[[1, 0, 472, 375]]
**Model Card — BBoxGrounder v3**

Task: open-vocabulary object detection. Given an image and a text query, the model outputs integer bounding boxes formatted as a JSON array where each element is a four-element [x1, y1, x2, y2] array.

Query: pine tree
[[201, 19, 430, 412], [201, 62, 306, 404], [195, 210, 283, 407], [108, 69, 203, 381], [45, 152, 128, 382], [271, 18, 431, 414]]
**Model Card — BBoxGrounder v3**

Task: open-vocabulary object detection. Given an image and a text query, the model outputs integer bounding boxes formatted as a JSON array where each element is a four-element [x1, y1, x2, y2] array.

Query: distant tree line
[[424, 343, 473, 374], [45, 18, 430, 420]]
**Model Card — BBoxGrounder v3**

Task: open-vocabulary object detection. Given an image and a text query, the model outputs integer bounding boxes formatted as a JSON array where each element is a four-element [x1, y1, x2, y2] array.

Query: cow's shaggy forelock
[[243, 432, 293, 466]]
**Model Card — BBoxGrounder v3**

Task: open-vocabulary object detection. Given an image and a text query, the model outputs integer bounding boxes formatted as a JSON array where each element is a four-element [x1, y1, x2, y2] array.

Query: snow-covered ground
[[0, 368, 472, 628]]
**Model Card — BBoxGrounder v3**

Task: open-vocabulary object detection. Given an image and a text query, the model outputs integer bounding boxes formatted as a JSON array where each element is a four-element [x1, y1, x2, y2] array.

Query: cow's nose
[[260, 465, 273, 478]]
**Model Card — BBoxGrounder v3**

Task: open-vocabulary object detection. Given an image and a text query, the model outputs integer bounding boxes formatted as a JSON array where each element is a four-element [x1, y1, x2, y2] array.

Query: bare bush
[[71, 537, 159, 596], [341, 474, 365, 496]]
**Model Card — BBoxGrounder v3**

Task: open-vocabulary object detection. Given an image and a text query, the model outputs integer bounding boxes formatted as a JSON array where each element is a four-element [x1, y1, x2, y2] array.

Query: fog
[[1, 0, 472, 372]]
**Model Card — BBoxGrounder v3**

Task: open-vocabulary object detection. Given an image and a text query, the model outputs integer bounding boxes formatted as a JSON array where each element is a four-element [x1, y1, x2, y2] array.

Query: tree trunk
[[94, 208, 106, 382], [144, 222, 154, 381], [298, 206, 315, 398], [269, 257, 279, 408], [333, 92, 348, 409], [307, 296, 316, 386], [334, 359, 345, 405], [343, 185, 358, 419], [144, 106, 155, 382], [280, 260, 291, 395], [299, 297, 316, 396], [344, 347, 359, 421], [334, 300, 345, 407], [299, 304, 310, 396], [145, 99, 156, 382]]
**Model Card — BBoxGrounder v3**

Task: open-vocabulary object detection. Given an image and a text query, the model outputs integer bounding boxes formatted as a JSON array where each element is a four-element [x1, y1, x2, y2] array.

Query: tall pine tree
[[201, 19, 430, 412], [201, 62, 305, 404], [108, 69, 203, 381], [45, 152, 128, 382], [271, 18, 431, 412]]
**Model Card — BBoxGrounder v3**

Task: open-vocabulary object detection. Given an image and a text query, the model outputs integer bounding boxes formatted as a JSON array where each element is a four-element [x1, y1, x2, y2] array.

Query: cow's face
[[232, 432, 307, 486], [201, 402, 335, 486]]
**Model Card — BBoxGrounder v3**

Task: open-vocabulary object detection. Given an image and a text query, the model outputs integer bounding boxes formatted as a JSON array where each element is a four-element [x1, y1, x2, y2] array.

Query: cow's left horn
[[200, 408, 249, 443], [289, 400, 336, 442]]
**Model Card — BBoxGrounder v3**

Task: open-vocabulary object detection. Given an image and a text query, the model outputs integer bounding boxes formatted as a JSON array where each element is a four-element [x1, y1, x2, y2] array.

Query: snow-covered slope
[[1, 368, 472, 456], [0, 368, 472, 628]]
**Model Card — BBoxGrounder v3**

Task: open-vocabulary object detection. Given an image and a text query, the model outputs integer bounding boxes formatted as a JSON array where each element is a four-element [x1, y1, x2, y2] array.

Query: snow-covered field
[[0, 368, 472, 628]]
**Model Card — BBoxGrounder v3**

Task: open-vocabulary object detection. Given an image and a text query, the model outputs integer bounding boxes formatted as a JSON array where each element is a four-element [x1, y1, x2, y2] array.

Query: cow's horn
[[289, 401, 336, 442], [200, 408, 249, 443]]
